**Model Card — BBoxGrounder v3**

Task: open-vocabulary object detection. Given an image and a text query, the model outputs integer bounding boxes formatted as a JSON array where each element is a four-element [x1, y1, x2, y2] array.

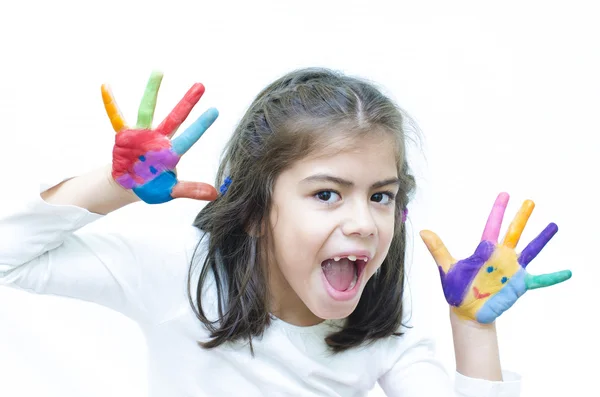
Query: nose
[[341, 200, 377, 238]]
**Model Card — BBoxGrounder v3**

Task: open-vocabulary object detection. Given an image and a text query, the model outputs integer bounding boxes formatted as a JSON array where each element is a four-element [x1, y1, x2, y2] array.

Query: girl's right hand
[[101, 71, 219, 204]]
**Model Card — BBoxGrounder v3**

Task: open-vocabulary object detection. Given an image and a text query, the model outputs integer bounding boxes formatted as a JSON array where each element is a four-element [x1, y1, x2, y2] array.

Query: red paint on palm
[[112, 129, 172, 183]]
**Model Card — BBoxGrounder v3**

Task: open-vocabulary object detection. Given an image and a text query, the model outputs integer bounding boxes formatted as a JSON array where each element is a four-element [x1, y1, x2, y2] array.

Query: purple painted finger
[[518, 222, 558, 268], [481, 192, 510, 243]]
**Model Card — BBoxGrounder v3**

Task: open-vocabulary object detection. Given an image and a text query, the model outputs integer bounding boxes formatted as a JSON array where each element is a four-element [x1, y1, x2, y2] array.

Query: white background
[[0, 0, 598, 396]]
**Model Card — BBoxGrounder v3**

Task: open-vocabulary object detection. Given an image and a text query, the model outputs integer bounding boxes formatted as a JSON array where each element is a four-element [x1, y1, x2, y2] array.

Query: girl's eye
[[315, 191, 396, 205], [315, 190, 341, 203], [371, 191, 395, 205]]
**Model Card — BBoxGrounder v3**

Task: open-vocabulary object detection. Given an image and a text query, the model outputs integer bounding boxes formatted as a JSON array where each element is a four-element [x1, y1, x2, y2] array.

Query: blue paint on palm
[[476, 268, 528, 324], [133, 171, 177, 204]]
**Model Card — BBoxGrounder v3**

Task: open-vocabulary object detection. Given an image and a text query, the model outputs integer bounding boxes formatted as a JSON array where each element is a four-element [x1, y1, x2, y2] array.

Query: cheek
[[281, 195, 338, 233], [363, 217, 396, 277], [378, 216, 396, 249], [271, 202, 331, 269]]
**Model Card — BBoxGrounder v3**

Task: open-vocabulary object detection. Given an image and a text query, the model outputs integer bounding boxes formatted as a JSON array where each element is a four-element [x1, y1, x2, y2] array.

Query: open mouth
[[321, 255, 368, 292]]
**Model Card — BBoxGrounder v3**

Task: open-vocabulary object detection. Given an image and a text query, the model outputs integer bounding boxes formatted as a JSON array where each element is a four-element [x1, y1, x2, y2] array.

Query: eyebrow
[[301, 174, 401, 189]]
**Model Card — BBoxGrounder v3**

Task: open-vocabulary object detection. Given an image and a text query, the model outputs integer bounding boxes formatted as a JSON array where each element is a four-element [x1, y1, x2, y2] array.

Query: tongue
[[322, 258, 355, 291]]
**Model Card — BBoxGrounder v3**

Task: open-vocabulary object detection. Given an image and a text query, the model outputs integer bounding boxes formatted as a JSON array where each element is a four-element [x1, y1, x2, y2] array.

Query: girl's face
[[267, 132, 400, 326]]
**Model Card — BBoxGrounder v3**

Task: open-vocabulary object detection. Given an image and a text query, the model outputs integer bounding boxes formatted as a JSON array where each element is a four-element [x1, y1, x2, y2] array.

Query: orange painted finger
[[101, 84, 128, 133], [502, 200, 535, 249], [419, 230, 456, 274], [171, 180, 218, 202]]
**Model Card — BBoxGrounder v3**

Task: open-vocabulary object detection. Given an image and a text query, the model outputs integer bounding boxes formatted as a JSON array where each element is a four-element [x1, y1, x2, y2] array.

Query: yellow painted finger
[[502, 200, 535, 249], [101, 84, 128, 133], [419, 230, 456, 274]]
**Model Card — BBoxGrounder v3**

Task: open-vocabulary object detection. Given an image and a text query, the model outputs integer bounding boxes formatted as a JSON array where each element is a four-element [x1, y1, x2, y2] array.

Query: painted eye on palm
[[420, 192, 572, 323], [102, 71, 219, 204]]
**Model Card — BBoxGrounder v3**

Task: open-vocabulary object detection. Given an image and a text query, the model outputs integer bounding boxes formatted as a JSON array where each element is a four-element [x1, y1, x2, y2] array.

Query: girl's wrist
[[450, 308, 496, 332], [41, 164, 139, 215], [449, 307, 503, 381], [105, 164, 139, 202]]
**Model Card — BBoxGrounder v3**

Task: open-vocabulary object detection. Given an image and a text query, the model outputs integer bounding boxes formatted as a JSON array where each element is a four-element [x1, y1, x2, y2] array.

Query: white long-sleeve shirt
[[0, 182, 521, 397]]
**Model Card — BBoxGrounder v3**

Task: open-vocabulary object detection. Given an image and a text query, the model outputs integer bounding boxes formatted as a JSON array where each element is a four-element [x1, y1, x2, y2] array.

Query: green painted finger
[[526, 270, 572, 290], [136, 71, 164, 129]]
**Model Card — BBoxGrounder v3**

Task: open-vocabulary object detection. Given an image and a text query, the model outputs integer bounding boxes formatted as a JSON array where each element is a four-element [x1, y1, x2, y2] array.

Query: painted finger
[[419, 230, 455, 274], [525, 270, 572, 290], [156, 83, 206, 138], [101, 84, 128, 133], [136, 71, 164, 129], [171, 108, 219, 156], [171, 180, 218, 201], [481, 192, 510, 243], [502, 199, 535, 249], [518, 223, 558, 268]]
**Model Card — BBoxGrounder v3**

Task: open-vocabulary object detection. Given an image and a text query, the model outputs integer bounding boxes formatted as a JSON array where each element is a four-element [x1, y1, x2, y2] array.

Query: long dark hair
[[188, 67, 416, 354]]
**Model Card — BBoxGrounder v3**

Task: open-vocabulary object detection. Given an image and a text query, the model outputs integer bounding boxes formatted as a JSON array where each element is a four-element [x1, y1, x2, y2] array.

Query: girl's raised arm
[[0, 72, 218, 324]]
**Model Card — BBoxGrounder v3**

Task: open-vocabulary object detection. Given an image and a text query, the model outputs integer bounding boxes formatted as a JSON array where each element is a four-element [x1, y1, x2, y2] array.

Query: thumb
[[419, 230, 455, 274], [171, 181, 218, 201]]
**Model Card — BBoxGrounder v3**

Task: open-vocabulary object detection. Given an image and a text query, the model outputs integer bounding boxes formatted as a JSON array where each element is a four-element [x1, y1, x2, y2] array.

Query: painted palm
[[421, 193, 572, 323]]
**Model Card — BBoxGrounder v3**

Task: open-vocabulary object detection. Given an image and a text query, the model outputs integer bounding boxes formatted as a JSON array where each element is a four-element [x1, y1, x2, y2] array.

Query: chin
[[305, 292, 362, 320], [318, 308, 356, 320]]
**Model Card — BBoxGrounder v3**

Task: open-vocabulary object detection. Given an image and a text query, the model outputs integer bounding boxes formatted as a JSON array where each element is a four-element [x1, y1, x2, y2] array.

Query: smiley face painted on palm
[[421, 193, 572, 323], [469, 248, 518, 302], [450, 243, 522, 322]]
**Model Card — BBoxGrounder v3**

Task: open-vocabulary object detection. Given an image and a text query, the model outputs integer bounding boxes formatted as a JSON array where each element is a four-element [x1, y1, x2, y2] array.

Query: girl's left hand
[[420, 192, 572, 323]]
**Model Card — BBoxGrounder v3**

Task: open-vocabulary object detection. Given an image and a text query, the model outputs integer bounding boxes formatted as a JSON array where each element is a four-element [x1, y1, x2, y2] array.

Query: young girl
[[0, 68, 571, 396]]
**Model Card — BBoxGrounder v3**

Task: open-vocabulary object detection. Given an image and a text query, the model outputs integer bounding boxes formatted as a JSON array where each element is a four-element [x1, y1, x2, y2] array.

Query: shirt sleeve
[[377, 324, 521, 397], [0, 180, 204, 325]]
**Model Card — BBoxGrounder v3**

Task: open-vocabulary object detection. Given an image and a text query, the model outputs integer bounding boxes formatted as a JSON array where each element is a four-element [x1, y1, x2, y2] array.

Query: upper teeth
[[332, 255, 367, 262]]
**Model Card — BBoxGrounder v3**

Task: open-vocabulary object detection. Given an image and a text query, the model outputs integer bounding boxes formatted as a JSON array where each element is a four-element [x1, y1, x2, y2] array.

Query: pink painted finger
[[156, 83, 206, 138], [481, 192, 510, 243], [171, 180, 218, 201]]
